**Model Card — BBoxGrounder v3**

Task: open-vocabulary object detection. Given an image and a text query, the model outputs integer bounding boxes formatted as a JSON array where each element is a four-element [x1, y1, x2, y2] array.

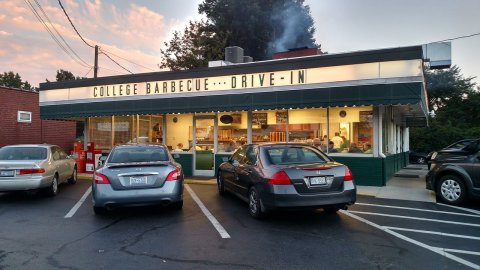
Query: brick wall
[[0, 87, 76, 152]]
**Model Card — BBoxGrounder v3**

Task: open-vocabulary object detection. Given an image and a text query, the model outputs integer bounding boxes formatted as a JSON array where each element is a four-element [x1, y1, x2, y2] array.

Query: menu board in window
[[252, 113, 267, 126]]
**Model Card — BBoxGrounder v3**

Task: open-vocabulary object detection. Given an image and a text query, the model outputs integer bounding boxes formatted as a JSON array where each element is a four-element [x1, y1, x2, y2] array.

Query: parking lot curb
[[185, 179, 216, 185], [78, 173, 92, 180]]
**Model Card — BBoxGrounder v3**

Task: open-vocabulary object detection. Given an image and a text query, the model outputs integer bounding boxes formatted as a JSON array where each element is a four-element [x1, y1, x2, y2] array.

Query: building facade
[[0, 86, 76, 152], [39, 46, 428, 186]]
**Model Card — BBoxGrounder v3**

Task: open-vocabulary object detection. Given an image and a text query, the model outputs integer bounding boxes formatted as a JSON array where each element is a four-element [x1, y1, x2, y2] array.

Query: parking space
[[0, 181, 478, 269], [345, 196, 480, 269]]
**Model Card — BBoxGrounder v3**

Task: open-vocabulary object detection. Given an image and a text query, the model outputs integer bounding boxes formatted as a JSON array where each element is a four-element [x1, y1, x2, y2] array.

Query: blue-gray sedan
[[92, 144, 184, 214], [217, 143, 356, 218]]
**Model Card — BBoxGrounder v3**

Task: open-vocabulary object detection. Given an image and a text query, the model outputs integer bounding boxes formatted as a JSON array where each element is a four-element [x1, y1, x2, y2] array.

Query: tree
[[160, 0, 318, 70], [199, 0, 317, 60], [0, 71, 33, 90], [56, 69, 81, 81], [410, 66, 480, 152], [159, 20, 226, 70], [426, 66, 476, 110]]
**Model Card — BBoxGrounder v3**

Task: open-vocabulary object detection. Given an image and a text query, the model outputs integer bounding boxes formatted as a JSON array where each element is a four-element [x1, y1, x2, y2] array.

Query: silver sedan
[[0, 144, 77, 196], [92, 144, 184, 214]]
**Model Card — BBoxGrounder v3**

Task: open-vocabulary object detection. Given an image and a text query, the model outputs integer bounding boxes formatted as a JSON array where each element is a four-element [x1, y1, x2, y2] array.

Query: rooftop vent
[[225, 46, 244, 63]]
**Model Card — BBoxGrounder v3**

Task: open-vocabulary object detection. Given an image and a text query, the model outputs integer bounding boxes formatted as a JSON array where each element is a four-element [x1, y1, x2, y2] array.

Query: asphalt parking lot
[[0, 179, 479, 270]]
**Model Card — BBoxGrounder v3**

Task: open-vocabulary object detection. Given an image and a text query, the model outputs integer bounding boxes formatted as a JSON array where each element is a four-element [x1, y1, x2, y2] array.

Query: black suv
[[426, 138, 480, 205]]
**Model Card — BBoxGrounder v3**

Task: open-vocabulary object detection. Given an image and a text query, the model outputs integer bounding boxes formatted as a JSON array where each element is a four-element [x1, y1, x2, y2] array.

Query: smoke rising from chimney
[[268, 1, 317, 55]]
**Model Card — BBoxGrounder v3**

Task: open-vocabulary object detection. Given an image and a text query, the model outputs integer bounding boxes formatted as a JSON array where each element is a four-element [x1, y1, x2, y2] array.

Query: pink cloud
[[0, 0, 193, 87]]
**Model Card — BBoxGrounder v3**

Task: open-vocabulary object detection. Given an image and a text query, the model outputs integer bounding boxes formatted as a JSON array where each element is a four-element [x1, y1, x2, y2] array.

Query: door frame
[[193, 113, 217, 177]]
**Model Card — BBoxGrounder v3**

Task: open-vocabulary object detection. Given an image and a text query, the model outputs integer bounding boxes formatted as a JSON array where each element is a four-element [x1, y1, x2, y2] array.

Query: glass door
[[193, 114, 217, 176]]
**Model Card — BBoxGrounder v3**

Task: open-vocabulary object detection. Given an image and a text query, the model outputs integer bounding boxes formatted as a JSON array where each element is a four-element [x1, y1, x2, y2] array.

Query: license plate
[[0, 170, 14, 177], [129, 176, 148, 185], [310, 176, 327, 185]]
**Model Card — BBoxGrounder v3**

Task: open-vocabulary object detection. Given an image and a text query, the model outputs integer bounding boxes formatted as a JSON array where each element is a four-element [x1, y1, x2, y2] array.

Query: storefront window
[[166, 114, 193, 151], [136, 115, 164, 143], [89, 116, 112, 150], [218, 112, 248, 152], [252, 110, 287, 143], [288, 108, 327, 149], [328, 106, 373, 154], [113, 116, 135, 145]]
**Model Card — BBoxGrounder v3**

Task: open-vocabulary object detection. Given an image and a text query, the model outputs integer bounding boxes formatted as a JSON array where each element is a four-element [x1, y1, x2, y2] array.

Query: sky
[[1, 0, 479, 88]]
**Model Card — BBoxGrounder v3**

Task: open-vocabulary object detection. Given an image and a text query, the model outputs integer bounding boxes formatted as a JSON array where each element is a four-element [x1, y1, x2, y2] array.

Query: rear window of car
[[265, 146, 329, 165], [0, 147, 48, 160], [108, 146, 169, 163]]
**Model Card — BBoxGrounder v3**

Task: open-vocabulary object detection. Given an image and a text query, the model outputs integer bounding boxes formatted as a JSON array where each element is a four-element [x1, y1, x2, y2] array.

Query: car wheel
[[437, 175, 467, 205], [45, 174, 58, 197], [171, 200, 183, 211], [93, 206, 107, 215], [217, 171, 226, 196], [417, 157, 426, 164], [68, 166, 77, 184], [248, 187, 264, 219]]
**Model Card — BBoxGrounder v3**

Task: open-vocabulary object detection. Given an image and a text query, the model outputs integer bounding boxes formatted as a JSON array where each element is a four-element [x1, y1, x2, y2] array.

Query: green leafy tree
[[56, 69, 81, 81], [0, 71, 33, 90], [199, 0, 317, 60], [410, 66, 480, 152], [159, 20, 226, 70]]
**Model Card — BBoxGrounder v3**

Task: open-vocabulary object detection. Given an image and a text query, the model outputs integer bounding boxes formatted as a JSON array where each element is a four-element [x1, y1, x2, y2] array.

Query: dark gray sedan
[[92, 144, 184, 214], [0, 144, 77, 196], [217, 143, 356, 218]]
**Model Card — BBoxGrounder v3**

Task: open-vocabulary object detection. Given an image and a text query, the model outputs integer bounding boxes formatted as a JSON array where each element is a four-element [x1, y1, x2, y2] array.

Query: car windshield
[[447, 140, 474, 149], [0, 147, 48, 160], [108, 146, 169, 163], [265, 146, 329, 165]]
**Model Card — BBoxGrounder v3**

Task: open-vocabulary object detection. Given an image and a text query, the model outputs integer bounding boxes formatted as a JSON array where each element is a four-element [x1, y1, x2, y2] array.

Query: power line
[[32, 0, 91, 67], [100, 50, 133, 74], [57, 0, 94, 48], [24, 0, 92, 69], [83, 67, 93, 77], [99, 48, 157, 72], [437, 32, 480, 43]]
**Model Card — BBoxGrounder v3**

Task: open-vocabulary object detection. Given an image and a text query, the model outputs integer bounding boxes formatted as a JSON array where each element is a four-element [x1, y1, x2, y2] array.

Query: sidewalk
[[357, 164, 436, 202]]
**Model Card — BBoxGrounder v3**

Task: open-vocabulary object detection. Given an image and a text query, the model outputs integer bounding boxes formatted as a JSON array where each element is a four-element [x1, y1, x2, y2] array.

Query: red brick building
[[0, 86, 76, 152]]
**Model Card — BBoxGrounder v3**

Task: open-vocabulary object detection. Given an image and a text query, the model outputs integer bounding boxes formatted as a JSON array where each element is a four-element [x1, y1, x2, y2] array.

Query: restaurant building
[[39, 46, 429, 186]]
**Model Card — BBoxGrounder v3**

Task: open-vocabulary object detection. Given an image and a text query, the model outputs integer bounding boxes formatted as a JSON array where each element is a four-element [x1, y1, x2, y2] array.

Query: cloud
[[0, 0, 192, 87]]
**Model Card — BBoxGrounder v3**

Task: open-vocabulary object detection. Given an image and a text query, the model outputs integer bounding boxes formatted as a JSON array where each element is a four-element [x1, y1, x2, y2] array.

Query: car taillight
[[166, 167, 181, 181], [17, 168, 46, 175], [94, 172, 110, 184], [344, 167, 353, 181], [267, 171, 292, 185]]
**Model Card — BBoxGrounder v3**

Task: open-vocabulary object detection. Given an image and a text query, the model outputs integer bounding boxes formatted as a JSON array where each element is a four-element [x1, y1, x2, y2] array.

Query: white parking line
[[340, 210, 480, 269], [440, 248, 480, 256], [385, 226, 480, 241], [348, 210, 480, 228], [437, 203, 480, 216], [184, 184, 231, 239], [356, 202, 480, 218], [64, 187, 92, 218]]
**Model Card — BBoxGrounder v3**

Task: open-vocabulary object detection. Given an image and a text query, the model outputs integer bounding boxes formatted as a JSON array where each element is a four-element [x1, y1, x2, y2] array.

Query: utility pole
[[94, 45, 98, 78]]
